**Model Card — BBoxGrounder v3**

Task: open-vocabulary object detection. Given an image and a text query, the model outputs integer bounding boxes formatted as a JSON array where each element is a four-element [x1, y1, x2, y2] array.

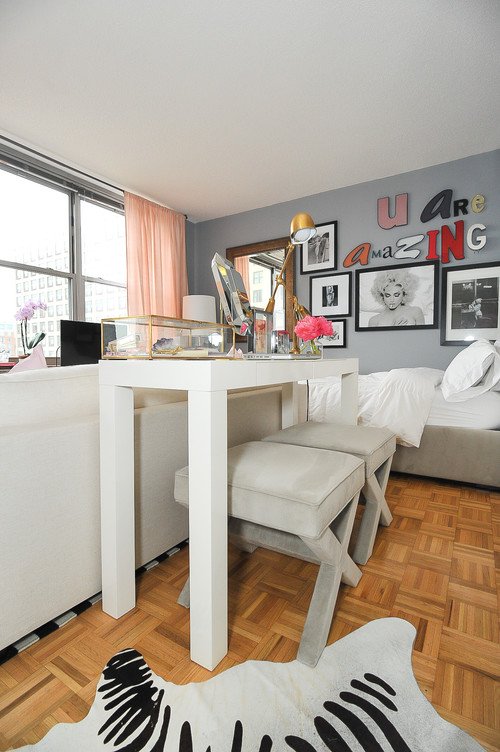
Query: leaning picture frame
[[317, 319, 347, 348], [300, 220, 338, 274], [441, 261, 500, 345], [251, 308, 273, 353], [310, 272, 351, 317], [355, 261, 439, 332]]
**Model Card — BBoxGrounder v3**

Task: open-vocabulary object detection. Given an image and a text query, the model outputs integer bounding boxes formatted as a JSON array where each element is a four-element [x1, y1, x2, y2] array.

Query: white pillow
[[492, 341, 500, 392], [442, 339, 500, 402]]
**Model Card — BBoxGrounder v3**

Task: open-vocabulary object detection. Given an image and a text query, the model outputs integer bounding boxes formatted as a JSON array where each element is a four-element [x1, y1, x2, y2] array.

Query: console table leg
[[188, 389, 228, 670], [99, 384, 135, 619]]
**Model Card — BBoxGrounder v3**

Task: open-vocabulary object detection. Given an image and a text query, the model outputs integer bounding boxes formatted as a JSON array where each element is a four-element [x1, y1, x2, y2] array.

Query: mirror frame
[[226, 237, 295, 335]]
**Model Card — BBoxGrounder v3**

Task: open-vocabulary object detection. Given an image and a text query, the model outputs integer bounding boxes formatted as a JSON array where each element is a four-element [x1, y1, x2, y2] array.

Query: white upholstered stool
[[263, 423, 396, 565], [174, 440, 365, 667]]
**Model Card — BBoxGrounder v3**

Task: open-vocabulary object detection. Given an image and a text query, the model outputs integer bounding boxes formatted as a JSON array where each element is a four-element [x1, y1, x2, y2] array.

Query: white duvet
[[308, 368, 444, 448]]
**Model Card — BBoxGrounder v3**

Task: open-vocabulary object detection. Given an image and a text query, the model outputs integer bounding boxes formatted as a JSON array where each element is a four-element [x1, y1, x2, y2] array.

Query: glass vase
[[300, 338, 322, 357]]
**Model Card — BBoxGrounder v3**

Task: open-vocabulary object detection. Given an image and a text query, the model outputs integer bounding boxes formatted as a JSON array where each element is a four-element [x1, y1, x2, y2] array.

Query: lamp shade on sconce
[[182, 295, 217, 323], [290, 213, 316, 245]]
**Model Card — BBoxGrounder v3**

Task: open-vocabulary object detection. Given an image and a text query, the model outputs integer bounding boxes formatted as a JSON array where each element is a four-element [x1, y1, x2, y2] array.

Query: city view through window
[[0, 166, 126, 360]]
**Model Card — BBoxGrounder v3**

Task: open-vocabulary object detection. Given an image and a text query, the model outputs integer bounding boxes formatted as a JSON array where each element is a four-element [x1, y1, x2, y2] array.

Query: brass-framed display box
[[101, 315, 236, 359]]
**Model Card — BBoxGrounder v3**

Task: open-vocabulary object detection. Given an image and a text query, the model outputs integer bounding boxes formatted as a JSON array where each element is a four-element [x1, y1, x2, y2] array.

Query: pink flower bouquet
[[294, 315, 334, 355]]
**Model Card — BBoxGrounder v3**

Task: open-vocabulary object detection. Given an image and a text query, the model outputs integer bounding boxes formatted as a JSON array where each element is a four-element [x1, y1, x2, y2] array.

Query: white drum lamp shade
[[182, 295, 217, 323]]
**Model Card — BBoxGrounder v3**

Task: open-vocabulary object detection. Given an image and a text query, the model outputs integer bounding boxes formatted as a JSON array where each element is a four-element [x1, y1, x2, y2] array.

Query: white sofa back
[[1, 364, 101, 428], [1, 364, 190, 428], [0, 363, 286, 651]]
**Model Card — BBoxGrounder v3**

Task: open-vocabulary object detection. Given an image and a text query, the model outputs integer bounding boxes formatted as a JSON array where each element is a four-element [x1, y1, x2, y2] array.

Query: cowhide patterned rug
[[19, 618, 483, 751]]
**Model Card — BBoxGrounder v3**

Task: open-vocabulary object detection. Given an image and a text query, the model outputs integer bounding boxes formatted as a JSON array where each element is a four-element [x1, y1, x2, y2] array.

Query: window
[[0, 155, 126, 358], [84, 281, 127, 321], [253, 290, 263, 303], [253, 270, 263, 284], [81, 199, 126, 284]]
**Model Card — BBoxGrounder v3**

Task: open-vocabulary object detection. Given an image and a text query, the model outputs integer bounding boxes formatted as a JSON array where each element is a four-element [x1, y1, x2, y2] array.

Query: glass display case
[[101, 315, 236, 359]]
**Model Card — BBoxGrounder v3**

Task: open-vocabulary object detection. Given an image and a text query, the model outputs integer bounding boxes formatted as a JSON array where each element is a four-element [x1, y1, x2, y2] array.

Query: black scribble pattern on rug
[[97, 649, 171, 751], [97, 653, 412, 752], [286, 672, 414, 752]]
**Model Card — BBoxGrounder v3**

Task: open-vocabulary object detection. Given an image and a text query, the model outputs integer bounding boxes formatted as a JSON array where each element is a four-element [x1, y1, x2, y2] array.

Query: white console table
[[99, 357, 358, 670]]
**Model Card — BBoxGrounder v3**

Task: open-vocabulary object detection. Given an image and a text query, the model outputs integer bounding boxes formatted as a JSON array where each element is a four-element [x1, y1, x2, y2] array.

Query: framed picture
[[317, 319, 347, 348], [300, 220, 338, 274], [355, 261, 439, 331], [251, 309, 273, 353], [441, 262, 500, 345], [310, 272, 351, 317]]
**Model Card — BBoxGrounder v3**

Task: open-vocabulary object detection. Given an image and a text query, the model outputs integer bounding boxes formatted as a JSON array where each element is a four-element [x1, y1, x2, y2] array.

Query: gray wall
[[188, 150, 500, 373]]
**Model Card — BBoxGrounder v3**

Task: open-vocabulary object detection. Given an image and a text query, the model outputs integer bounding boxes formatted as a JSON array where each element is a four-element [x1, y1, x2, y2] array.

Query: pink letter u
[[377, 194, 408, 230]]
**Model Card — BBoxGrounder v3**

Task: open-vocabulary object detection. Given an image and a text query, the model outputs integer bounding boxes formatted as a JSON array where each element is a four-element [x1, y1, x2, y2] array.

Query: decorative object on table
[[182, 295, 217, 323], [300, 219, 338, 274], [251, 309, 273, 354], [355, 261, 439, 331], [441, 261, 500, 345], [211, 253, 253, 335], [317, 318, 347, 348], [271, 329, 290, 354], [310, 271, 352, 318], [8, 343, 48, 373], [16, 619, 484, 751], [14, 299, 47, 355], [213, 213, 318, 356], [294, 315, 332, 356], [265, 212, 317, 354], [101, 315, 235, 359]]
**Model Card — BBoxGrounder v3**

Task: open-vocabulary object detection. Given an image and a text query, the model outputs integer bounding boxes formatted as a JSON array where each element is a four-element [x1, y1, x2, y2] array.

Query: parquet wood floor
[[0, 473, 499, 751]]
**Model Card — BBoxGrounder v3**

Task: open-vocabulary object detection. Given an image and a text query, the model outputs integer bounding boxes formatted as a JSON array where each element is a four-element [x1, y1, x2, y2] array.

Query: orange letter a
[[344, 242, 371, 267]]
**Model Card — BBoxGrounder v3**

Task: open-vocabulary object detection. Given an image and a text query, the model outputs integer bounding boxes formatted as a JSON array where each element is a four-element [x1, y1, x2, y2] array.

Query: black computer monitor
[[60, 320, 102, 366]]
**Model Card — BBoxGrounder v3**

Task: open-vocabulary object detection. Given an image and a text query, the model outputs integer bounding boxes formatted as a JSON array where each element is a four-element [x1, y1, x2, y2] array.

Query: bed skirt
[[392, 425, 500, 488]]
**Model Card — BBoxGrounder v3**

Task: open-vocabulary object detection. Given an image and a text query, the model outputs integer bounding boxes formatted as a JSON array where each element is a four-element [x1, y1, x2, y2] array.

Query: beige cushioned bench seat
[[263, 423, 395, 476], [263, 423, 397, 565], [175, 440, 363, 540], [175, 440, 365, 666]]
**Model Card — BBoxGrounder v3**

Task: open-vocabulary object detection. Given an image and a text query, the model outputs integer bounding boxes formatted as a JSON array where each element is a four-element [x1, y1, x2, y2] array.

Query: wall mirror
[[226, 237, 294, 334]]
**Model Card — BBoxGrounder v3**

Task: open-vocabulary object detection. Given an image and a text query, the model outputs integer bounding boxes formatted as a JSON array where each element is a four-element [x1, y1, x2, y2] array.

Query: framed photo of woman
[[441, 262, 500, 345], [300, 220, 338, 274], [355, 261, 439, 331], [310, 272, 351, 317]]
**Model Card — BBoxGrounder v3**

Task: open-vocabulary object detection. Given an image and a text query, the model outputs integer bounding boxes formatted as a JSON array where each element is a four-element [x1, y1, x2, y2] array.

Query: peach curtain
[[235, 256, 250, 292], [125, 192, 188, 317]]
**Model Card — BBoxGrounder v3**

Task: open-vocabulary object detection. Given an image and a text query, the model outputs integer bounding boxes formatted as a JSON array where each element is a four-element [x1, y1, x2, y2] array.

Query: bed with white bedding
[[306, 340, 500, 488]]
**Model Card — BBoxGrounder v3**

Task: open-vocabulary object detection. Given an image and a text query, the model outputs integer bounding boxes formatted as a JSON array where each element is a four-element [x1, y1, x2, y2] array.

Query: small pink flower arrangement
[[15, 299, 47, 354], [294, 315, 334, 356]]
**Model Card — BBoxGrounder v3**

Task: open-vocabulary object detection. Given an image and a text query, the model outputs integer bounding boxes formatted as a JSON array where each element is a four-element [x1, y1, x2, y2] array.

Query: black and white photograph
[[300, 220, 338, 274], [355, 261, 439, 331], [441, 262, 500, 345], [322, 284, 337, 307], [310, 272, 351, 317], [317, 319, 347, 348]]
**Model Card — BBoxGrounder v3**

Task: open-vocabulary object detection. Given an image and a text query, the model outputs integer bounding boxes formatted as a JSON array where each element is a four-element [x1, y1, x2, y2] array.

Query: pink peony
[[294, 315, 333, 341], [316, 316, 334, 336]]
